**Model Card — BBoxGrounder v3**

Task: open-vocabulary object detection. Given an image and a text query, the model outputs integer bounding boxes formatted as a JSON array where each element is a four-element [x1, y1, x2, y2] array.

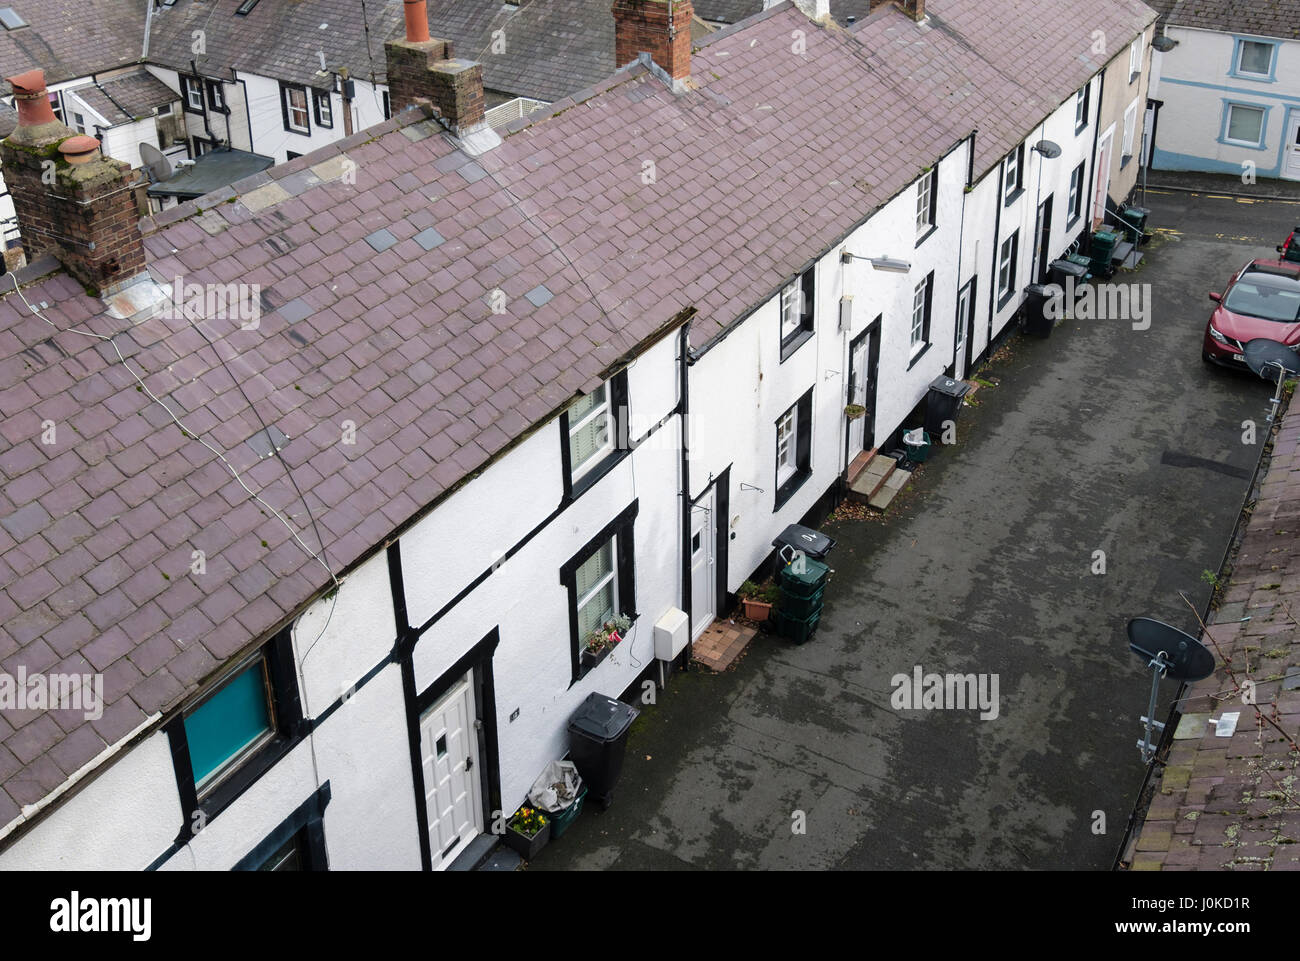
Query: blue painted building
[[1148, 0, 1300, 182]]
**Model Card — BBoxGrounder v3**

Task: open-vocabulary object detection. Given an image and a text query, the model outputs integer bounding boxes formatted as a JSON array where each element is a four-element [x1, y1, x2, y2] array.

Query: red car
[[1202, 258, 1300, 368]]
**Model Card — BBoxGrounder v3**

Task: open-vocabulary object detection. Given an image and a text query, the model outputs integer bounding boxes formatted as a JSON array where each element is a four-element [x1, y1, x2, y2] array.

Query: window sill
[[780, 326, 814, 362], [285, 126, 311, 136], [997, 286, 1018, 311], [773, 469, 811, 513], [1066, 213, 1081, 232], [1228, 72, 1275, 84], [1075, 121, 1088, 136], [906, 342, 932, 371], [915, 223, 939, 248], [568, 446, 629, 503], [1004, 186, 1025, 207], [195, 729, 300, 831], [573, 616, 639, 684], [1120, 155, 1133, 169]]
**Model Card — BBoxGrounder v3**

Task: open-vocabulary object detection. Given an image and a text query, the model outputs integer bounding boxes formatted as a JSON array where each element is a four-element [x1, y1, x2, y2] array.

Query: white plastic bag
[[527, 760, 584, 813]]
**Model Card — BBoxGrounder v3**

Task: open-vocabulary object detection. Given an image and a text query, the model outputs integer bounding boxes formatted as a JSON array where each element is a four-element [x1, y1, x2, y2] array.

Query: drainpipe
[[678, 320, 693, 673], [1086, 70, 1105, 231], [954, 129, 974, 377], [985, 157, 1005, 357], [340, 67, 354, 136]]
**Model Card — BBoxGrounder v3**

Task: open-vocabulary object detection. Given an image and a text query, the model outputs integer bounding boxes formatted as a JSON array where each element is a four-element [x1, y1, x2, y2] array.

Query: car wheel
[[1202, 351, 1214, 364]]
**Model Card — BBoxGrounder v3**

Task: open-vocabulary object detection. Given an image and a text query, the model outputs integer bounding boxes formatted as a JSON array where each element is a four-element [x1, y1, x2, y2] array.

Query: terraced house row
[[0, 0, 1157, 870]]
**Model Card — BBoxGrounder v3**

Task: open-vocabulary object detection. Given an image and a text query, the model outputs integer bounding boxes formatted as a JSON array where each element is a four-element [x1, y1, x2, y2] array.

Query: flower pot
[[503, 818, 551, 859], [742, 598, 773, 621]]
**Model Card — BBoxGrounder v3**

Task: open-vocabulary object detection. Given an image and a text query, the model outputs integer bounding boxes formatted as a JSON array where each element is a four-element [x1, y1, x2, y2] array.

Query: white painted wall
[[409, 332, 683, 815], [689, 143, 968, 592], [0, 732, 181, 871]]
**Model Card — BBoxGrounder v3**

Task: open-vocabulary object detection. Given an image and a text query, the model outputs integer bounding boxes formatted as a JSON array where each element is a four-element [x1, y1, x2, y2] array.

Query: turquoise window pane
[[184, 661, 273, 788]]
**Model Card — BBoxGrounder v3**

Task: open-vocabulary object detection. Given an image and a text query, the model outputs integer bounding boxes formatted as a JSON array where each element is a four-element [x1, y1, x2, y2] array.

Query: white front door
[[848, 334, 869, 453], [420, 676, 482, 870], [1284, 114, 1300, 182], [690, 490, 715, 638], [1094, 129, 1113, 226], [954, 283, 971, 380]]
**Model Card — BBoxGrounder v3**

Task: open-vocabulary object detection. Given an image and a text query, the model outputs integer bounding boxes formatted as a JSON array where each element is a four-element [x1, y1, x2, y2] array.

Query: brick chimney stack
[[612, 0, 693, 84], [384, 0, 485, 133], [0, 70, 146, 294]]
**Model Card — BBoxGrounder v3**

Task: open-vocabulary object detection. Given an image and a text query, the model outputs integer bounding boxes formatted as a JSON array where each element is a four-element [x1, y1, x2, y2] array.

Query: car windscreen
[[1223, 278, 1300, 322]]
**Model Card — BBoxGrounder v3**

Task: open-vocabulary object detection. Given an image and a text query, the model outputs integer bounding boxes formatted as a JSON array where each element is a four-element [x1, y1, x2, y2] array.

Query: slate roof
[[855, 0, 1157, 176], [0, 0, 146, 86], [146, 0, 497, 91], [1157, 0, 1300, 41], [0, 0, 1155, 839], [68, 69, 179, 126], [1125, 405, 1300, 871]]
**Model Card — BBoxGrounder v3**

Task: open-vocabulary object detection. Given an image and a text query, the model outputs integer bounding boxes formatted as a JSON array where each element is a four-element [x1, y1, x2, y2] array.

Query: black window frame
[[560, 500, 639, 685], [233, 783, 330, 870], [382, 89, 392, 120], [915, 166, 939, 245], [165, 626, 305, 843], [313, 88, 333, 129], [907, 270, 935, 370], [1066, 161, 1085, 227], [180, 75, 205, 115], [559, 370, 629, 503], [1003, 144, 1025, 205], [997, 230, 1020, 308], [280, 81, 311, 134], [205, 79, 228, 114], [1075, 84, 1091, 134], [779, 265, 816, 361], [773, 387, 813, 511]]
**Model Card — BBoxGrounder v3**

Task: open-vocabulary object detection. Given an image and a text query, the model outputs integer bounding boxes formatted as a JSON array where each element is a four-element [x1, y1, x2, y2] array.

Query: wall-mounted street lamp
[[840, 252, 912, 273]]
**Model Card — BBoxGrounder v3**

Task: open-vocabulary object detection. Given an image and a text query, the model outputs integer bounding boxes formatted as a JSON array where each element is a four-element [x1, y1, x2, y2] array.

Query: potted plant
[[738, 580, 778, 621], [844, 403, 866, 421], [580, 613, 632, 671], [502, 805, 550, 859]]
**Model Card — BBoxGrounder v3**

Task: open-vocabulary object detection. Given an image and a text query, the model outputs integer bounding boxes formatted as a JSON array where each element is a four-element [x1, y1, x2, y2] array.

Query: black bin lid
[[1048, 259, 1089, 278], [568, 693, 640, 741], [927, 374, 971, 398], [772, 523, 836, 557]]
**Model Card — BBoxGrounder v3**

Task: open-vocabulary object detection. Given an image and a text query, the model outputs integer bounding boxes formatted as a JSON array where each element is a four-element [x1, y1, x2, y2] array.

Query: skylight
[[0, 8, 28, 30], [235, 0, 260, 15]]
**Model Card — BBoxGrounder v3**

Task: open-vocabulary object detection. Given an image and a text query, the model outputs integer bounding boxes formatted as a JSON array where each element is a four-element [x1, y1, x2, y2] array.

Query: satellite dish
[[139, 143, 173, 183], [1127, 617, 1215, 681], [1127, 617, 1217, 764]]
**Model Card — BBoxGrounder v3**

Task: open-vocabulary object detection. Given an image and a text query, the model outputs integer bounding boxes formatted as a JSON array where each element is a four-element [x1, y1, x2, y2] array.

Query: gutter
[[142, 0, 154, 60]]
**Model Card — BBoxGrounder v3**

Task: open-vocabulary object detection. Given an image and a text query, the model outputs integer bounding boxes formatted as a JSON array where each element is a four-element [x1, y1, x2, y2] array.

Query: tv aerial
[[1127, 617, 1216, 764]]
